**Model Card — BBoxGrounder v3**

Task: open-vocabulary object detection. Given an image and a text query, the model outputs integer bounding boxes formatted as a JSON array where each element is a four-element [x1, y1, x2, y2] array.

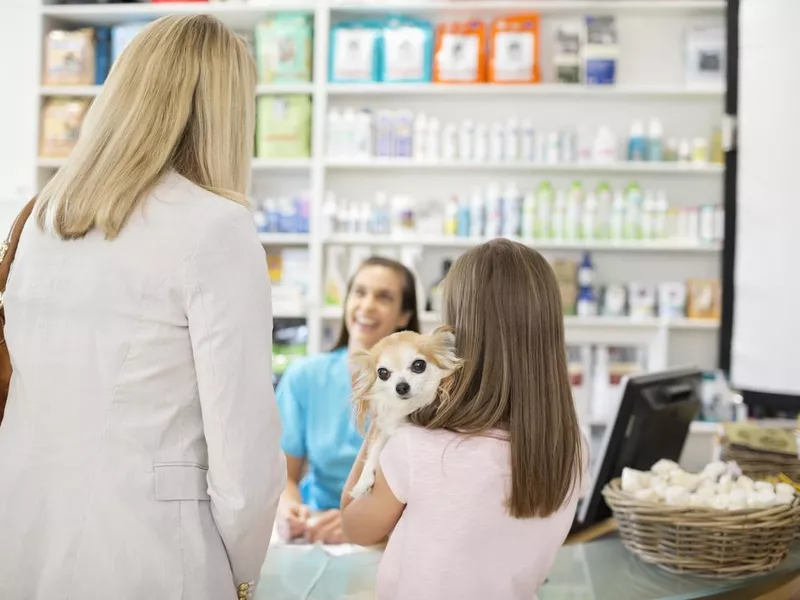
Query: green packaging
[[255, 14, 313, 83], [256, 95, 312, 159]]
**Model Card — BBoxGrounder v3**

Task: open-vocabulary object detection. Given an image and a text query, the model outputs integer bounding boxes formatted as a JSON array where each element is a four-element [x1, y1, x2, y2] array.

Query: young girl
[[341, 239, 588, 600]]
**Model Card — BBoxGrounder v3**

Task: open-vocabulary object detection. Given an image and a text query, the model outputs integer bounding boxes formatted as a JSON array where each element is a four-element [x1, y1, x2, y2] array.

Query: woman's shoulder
[[279, 348, 349, 386]]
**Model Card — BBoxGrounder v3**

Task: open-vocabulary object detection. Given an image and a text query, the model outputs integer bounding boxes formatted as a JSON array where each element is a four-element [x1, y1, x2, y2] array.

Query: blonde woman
[[0, 16, 285, 600]]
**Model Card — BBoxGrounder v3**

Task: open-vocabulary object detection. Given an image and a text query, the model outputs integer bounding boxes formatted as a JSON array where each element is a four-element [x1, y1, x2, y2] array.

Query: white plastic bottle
[[522, 191, 536, 239], [322, 191, 338, 236], [565, 182, 583, 240], [521, 119, 535, 162], [470, 188, 485, 238], [582, 192, 597, 241], [327, 109, 342, 157], [427, 118, 441, 162], [342, 109, 357, 158], [490, 123, 505, 162], [502, 181, 521, 238], [546, 132, 560, 165], [442, 122, 458, 162], [459, 119, 475, 162], [474, 123, 489, 162], [609, 190, 625, 241], [654, 190, 669, 239], [641, 190, 655, 240], [505, 118, 520, 162], [552, 190, 566, 240], [355, 110, 373, 159], [485, 183, 502, 237], [413, 113, 428, 161]]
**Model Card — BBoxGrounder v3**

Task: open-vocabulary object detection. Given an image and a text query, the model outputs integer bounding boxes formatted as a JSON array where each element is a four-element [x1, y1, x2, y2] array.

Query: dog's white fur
[[348, 327, 462, 498]]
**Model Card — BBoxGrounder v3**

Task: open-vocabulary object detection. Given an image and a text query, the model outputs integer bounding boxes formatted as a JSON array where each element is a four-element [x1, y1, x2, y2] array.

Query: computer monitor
[[573, 368, 703, 531]]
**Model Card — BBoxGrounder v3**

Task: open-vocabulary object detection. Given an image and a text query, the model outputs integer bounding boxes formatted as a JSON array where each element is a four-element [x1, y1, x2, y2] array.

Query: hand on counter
[[277, 499, 311, 540], [306, 510, 346, 545]]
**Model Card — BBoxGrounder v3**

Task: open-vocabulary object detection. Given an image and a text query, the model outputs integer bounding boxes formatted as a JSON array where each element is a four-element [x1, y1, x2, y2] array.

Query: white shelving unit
[[35, 0, 726, 396]]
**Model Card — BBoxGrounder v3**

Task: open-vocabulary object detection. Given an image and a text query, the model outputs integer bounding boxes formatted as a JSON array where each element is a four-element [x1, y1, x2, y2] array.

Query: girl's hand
[[341, 425, 376, 510], [277, 498, 311, 540], [306, 510, 346, 544]]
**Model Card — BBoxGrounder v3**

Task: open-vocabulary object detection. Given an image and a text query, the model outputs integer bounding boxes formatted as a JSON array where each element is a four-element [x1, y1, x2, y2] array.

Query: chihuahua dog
[[349, 326, 462, 498]]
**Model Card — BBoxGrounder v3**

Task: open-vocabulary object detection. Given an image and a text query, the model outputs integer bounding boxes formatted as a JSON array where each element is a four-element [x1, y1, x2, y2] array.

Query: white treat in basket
[[700, 460, 727, 482], [776, 482, 796, 498], [695, 480, 717, 498], [668, 469, 701, 492], [689, 493, 711, 508], [621, 467, 651, 493], [728, 495, 747, 511], [710, 494, 730, 510], [728, 489, 747, 505], [754, 481, 775, 494], [776, 490, 795, 506], [633, 488, 659, 503], [718, 474, 734, 494], [651, 475, 669, 500], [735, 475, 755, 493], [746, 489, 777, 509], [665, 485, 691, 506], [651, 458, 680, 476]]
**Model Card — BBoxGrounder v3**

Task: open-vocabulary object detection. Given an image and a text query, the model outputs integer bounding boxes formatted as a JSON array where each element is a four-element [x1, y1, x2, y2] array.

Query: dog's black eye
[[411, 359, 426, 374], [377, 367, 391, 381]]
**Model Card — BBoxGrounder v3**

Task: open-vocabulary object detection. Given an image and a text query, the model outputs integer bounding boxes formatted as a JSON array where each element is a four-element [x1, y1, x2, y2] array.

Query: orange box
[[488, 14, 541, 84]]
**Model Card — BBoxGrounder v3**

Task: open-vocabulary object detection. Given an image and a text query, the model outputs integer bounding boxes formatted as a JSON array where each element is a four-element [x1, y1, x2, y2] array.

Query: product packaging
[[256, 95, 312, 158], [112, 23, 148, 65], [628, 283, 656, 318], [583, 15, 618, 85], [39, 98, 91, 158], [94, 27, 112, 85], [658, 282, 688, 318], [488, 14, 541, 83], [381, 17, 434, 83], [255, 14, 313, 83], [687, 279, 721, 319], [601, 284, 628, 317], [433, 20, 486, 83], [684, 25, 726, 89], [44, 29, 96, 86], [554, 23, 582, 83], [329, 20, 381, 83]]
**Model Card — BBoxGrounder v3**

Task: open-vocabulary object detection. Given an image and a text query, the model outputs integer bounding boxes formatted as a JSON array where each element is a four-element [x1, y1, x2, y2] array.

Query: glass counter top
[[258, 538, 800, 600]]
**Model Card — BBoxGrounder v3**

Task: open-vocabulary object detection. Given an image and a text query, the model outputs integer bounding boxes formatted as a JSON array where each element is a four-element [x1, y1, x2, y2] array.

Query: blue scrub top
[[275, 347, 364, 511]]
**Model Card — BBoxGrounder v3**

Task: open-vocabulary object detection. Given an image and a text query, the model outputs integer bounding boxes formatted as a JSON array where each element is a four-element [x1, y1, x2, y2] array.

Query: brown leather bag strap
[[0, 199, 37, 296]]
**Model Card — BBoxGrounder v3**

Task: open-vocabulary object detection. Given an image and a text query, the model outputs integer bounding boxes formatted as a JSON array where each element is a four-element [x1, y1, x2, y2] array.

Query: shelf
[[324, 234, 721, 253], [40, 85, 100, 97], [324, 158, 724, 175], [41, 2, 315, 28], [259, 233, 310, 246], [329, 1, 725, 15], [257, 83, 314, 95], [327, 83, 725, 98], [37, 157, 313, 171]]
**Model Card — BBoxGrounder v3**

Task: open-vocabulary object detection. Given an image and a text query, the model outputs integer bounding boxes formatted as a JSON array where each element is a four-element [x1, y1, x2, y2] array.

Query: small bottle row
[[254, 191, 311, 234], [323, 181, 723, 245], [326, 108, 724, 166]]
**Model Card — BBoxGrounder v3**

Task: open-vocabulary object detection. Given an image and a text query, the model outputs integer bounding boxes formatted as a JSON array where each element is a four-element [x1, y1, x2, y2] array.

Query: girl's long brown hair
[[408, 239, 583, 519]]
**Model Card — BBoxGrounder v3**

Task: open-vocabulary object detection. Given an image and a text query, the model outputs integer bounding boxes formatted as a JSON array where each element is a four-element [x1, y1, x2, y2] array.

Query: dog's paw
[[350, 470, 376, 498]]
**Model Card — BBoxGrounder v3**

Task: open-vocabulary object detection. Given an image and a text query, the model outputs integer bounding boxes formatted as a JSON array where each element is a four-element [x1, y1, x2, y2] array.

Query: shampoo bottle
[[324, 246, 347, 307], [485, 183, 502, 237], [457, 194, 471, 237], [413, 113, 428, 161], [565, 181, 583, 240], [522, 191, 537, 239], [609, 190, 625, 241], [535, 181, 554, 239], [502, 182, 521, 237], [444, 196, 458, 236], [582, 192, 597, 241], [646, 118, 664, 162], [552, 190, 566, 241], [427, 118, 441, 162], [627, 120, 646, 161], [470, 189, 485, 238]]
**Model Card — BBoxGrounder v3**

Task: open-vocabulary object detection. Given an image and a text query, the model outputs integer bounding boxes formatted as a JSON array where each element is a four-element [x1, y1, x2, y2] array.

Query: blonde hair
[[37, 15, 257, 239], [409, 239, 583, 519]]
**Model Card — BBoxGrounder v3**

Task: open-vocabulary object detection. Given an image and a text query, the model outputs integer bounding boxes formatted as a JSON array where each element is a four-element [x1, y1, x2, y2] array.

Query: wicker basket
[[720, 443, 800, 481], [602, 478, 800, 578]]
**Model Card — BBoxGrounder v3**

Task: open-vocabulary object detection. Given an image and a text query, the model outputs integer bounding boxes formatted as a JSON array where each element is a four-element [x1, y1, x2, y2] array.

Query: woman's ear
[[350, 350, 377, 432], [398, 309, 412, 330]]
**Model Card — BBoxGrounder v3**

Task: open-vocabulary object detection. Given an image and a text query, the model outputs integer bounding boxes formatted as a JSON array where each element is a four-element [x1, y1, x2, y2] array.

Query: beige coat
[[0, 171, 286, 599]]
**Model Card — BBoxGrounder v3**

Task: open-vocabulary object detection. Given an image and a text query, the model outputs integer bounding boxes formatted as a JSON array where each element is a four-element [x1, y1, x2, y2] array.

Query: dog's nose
[[395, 381, 410, 397]]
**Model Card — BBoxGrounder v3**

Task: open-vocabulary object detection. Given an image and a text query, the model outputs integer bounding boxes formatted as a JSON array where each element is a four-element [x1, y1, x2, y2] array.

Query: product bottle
[[342, 109, 357, 158], [355, 110, 373, 159], [348, 201, 361, 234], [678, 138, 692, 163], [413, 113, 428, 161], [593, 126, 618, 164], [502, 181, 522, 237], [646, 118, 664, 162], [470, 189, 485, 238], [595, 182, 612, 239], [623, 183, 642, 240], [577, 126, 593, 163], [428, 259, 453, 314], [640, 190, 655, 240], [265, 198, 280, 233], [322, 192, 338, 236], [254, 199, 268, 233], [442, 123, 458, 162], [327, 109, 342, 157], [521, 191, 537, 239], [485, 183, 502, 237], [324, 246, 347, 306], [444, 196, 458, 236], [654, 190, 669, 240], [582, 192, 597, 241], [505, 118, 520, 162], [427, 118, 441, 162], [627, 120, 646, 162], [552, 190, 566, 241], [474, 123, 489, 162], [521, 119, 535, 161], [373, 191, 389, 234], [546, 131, 560, 165], [565, 181, 583, 240], [576, 252, 597, 317], [535, 181, 554, 239], [490, 123, 505, 162], [457, 194, 471, 237], [609, 190, 625, 241], [459, 119, 475, 162]]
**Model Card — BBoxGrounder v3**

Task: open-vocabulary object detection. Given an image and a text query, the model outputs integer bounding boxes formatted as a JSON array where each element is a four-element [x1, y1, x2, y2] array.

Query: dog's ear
[[349, 349, 377, 433], [428, 325, 463, 374]]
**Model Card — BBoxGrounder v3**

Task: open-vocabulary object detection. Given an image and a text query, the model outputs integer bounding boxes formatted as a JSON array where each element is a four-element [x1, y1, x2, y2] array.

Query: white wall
[[0, 0, 39, 228]]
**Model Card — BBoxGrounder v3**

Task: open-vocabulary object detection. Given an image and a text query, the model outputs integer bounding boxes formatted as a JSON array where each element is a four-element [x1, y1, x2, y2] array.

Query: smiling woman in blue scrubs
[[275, 256, 420, 544]]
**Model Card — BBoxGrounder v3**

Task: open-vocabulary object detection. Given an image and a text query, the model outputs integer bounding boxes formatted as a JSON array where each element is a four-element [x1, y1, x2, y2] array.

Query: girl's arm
[[341, 429, 405, 546]]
